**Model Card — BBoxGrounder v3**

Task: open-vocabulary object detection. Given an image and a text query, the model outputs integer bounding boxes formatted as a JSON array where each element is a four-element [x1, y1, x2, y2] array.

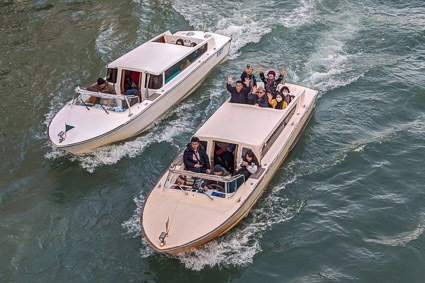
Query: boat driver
[[87, 78, 116, 94]]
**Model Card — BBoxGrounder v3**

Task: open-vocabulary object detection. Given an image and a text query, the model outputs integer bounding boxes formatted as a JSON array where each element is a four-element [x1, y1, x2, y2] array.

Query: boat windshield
[[73, 87, 139, 112], [164, 168, 245, 199]]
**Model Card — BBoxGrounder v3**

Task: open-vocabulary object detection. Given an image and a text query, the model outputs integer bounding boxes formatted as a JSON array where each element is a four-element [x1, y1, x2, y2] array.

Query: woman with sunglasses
[[259, 66, 285, 97]]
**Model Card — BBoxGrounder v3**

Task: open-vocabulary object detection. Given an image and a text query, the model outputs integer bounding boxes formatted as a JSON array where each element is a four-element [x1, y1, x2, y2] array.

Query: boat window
[[165, 170, 245, 199], [261, 104, 297, 158], [164, 43, 208, 84], [106, 68, 117, 83], [74, 91, 139, 112], [146, 73, 163, 89], [121, 70, 141, 95]]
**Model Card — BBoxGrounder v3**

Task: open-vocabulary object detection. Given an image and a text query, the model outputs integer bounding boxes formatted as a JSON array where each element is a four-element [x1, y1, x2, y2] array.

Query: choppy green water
[[1, 0, 425, 282]]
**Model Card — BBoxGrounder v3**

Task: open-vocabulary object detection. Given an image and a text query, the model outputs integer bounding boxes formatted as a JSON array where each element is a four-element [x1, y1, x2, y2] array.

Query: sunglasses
[[268, 74, 274, 77], [258, 91, 265, 94]]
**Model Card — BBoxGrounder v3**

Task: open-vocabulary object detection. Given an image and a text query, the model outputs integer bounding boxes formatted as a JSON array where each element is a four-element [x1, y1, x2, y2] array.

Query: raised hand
[[267, 93, 273, 101], [280, 68, 286, 76], [227, 75, 233, 84], [244, 77, 250, 87], [259, 66, 264, 73], [252, 86, 258, 94]]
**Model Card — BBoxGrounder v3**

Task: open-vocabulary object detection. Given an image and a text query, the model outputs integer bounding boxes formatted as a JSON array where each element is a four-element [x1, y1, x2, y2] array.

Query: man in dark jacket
[[240, 64, 257, 104], [226, 75, 250, 104], [183, 136, 211, 173]]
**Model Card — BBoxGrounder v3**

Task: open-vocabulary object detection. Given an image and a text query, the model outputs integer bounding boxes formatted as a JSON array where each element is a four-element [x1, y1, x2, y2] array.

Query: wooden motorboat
[[141, 83, 318, 254]]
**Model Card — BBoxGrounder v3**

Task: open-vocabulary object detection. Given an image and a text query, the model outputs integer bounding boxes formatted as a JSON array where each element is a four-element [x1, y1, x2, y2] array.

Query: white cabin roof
[[195, 102, 288, 149], [107, 41, 201, 74]]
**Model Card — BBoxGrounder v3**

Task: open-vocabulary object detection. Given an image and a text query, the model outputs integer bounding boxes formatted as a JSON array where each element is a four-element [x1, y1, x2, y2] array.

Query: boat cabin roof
[[107, 41, 205, 75], [195, 101, 289, 150]]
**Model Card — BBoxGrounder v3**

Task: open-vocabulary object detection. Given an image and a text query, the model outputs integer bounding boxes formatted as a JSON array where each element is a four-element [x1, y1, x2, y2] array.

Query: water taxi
[[140, 83, 318, 254], [48, 31, 231, 153]]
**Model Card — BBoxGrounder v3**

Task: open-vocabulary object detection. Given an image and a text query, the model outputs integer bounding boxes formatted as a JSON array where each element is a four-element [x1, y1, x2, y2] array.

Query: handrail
[[168, 168, 236, 182], [74, 86, 138, 101]]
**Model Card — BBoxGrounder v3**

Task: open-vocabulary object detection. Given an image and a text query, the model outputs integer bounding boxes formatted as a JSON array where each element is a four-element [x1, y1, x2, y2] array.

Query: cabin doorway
[[212, 141, 238, 175]]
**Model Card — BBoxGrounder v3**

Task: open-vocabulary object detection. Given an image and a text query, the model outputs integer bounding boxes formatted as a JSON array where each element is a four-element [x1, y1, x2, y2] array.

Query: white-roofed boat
[[141, 83, 318, 254], [48, 31, 231, 153]]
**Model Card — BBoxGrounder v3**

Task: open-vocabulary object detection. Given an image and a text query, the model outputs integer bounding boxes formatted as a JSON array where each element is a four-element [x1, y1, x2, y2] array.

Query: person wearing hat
[[202, 164, 231, 193], [227, 75, 250, 104], [240, 64, 257, 104], [87, 77, 116, 94], [258, 66, 285, 97], [252, 85, 269, 108]]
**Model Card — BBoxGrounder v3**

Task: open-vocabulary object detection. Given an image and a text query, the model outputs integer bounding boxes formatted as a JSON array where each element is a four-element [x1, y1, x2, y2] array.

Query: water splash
[[365, 220, 425, 247]]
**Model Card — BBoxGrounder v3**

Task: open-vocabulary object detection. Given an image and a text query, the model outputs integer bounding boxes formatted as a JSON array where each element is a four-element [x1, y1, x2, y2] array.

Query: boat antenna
[[203, 22, 207, 33]]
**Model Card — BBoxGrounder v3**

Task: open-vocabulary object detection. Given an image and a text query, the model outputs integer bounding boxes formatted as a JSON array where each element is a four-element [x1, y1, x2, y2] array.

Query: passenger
[[227, 75, 250, 104], [176, 38, 184, 46], [268, 92, 287, 110], [190, 42, 197, 47], [183, 136, 211, 173], [202, 164, 230, 191], [259, 66, 285, 97], [253, 85, 269, 107], [236, 150, 258, 180], [240, 64, 257, 104], [87, 78, 116, 94], [214, 142, 235, 173], [280, 85, 294, 104], [124, 73, 139, 95]]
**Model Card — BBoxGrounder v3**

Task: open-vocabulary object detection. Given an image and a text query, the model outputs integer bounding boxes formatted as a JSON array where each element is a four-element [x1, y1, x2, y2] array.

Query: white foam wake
[[122, 176, 302, 270], [171, 0, 316, 59]]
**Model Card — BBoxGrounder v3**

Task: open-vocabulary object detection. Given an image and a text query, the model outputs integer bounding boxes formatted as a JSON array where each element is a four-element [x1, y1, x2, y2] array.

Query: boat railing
[[73, 87, 139, 116], [165, 168, 245, 199]]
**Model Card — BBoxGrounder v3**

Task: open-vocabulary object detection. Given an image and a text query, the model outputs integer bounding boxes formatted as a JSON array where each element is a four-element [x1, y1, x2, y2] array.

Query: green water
[[1, 0, 425, 282]]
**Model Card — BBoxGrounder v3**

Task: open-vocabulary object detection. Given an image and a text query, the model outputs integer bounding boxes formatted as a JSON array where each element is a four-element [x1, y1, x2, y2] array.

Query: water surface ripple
[[1, 0, 425, 282]]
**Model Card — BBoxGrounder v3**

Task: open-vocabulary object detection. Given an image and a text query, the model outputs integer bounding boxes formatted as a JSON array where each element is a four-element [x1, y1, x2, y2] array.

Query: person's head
[[190, 42, 197, 47], [276, 93, 283, 102], [244, 150, 258, 164], [245, 64, 253, 75], [176, 38, 184, 45], [97, 78, 106, 88], [281, 86, 290, 93], [213, 165, 224, 176], [267, 70, 276, 80], [235, 81, 243, 92], [190, 136, 200, 150], [257, 86, 265, 97]]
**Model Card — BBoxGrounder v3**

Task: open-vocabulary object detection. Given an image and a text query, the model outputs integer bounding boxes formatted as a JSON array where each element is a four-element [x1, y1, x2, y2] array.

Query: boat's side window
[[147, 74, 163, 89], [164, 44, 209, 84], [261, 105, 297, 158], [106, 68, 117, 83]]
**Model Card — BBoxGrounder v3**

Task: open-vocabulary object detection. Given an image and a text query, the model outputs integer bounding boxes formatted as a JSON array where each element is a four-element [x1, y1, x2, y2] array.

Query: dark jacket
[[183, 143, 210, 172], [240, 71, 257, 88], [259, 72, 284, 97], [241, 71, 257, 104], [254, 94, 269, 108], [227, 83, 249, 104]]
